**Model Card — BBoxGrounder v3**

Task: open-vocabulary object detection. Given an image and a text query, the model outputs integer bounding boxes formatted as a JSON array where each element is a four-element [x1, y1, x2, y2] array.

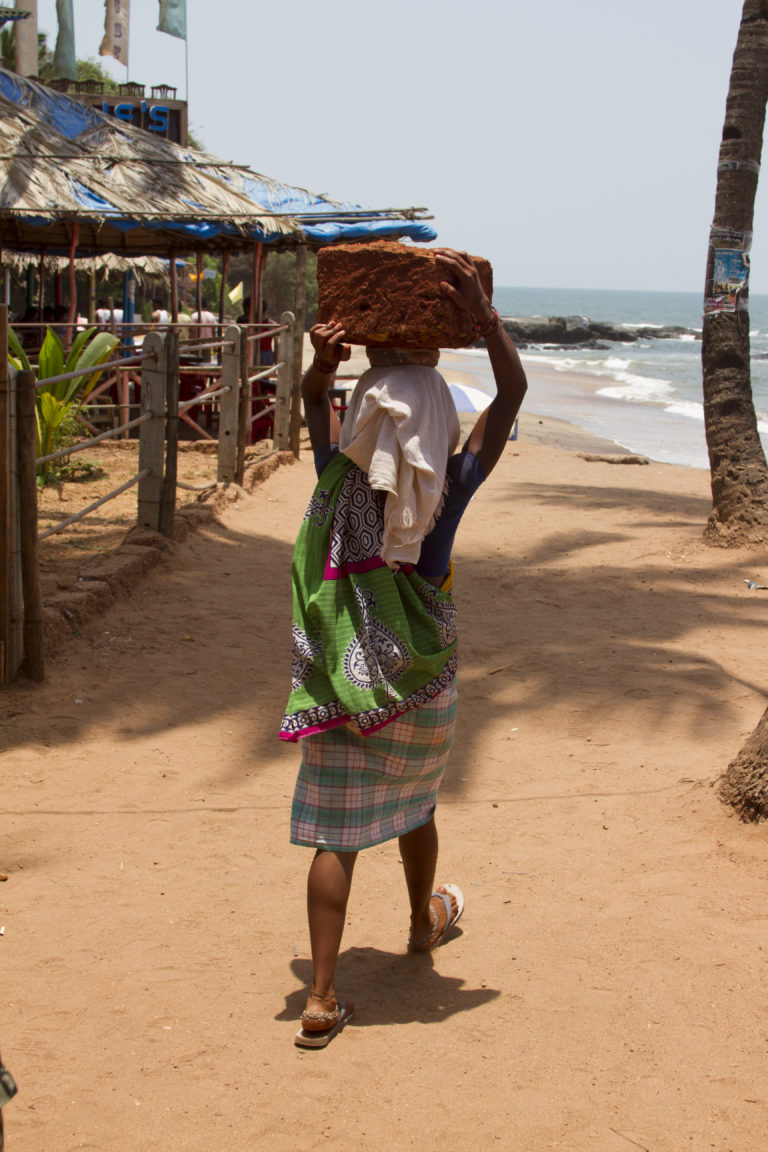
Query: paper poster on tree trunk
[[100, 0, 130, 68], [704, 227, 751, 315]]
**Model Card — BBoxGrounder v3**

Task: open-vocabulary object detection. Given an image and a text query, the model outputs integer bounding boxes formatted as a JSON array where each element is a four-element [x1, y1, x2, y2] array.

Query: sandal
[[408, 884, 465, 952], [294, 994, 354, 1049]]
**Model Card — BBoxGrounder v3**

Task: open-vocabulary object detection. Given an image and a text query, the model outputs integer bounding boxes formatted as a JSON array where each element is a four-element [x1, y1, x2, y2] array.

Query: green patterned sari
[[280, 452, 457, 742]]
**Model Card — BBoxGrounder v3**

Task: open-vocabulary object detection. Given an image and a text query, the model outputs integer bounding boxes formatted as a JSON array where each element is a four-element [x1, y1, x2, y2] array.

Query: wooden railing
[[0, 309, 297, 685]]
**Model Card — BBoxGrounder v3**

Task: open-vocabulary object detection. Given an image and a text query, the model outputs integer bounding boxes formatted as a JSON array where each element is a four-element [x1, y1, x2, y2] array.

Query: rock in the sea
[[499, 316, 698, 349], [317, 241, 493, 348]]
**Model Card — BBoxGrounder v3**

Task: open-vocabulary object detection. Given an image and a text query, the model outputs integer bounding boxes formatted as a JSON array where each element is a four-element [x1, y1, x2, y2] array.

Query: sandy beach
[[2, 392, 768, 1150]]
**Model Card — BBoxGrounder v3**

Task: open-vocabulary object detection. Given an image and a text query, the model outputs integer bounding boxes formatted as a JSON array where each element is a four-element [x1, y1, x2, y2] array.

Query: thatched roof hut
[[0, 68, 435, 257]]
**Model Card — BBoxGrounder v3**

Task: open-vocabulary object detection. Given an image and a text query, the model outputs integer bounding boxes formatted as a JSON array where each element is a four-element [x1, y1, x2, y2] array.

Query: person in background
[[151, 298, 170, 330], [190, 303, 217, 361], [190, 304, 216, 341], [283, 249, 527, 1048], [258, 300, 276, 366], [51, 303, 68, 345], [95, 299, 123, 331], [95, 298, 111, 329], [19, 305, 40, 351]]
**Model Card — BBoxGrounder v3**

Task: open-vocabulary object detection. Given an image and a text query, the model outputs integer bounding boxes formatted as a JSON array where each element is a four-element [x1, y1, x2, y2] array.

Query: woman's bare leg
[[304, 848, 357, 1014], [398, 816, 457, 945], [399, 816, 438, 941]]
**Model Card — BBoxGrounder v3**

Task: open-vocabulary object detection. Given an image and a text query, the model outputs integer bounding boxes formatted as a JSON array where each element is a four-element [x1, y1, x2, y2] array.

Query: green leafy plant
[[8, 325, 118, 481]]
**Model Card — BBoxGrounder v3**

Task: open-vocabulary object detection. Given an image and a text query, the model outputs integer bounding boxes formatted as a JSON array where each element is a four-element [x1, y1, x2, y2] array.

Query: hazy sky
[[34, 0, 768, 293]]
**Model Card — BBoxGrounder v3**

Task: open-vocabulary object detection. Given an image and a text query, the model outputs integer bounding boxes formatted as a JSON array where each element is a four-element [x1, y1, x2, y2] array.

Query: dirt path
[[2, 415, 768, 1151]]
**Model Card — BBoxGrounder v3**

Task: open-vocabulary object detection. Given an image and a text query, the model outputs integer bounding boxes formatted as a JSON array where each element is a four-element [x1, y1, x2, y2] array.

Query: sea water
[[450, 286, 768, 470]]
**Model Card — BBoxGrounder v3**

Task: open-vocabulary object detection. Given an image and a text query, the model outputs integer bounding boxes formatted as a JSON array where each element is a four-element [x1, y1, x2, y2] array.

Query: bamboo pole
[[67, 222, 79, 349], [249, 243, 260, 327], [170, 254, 179, 323], [290, 246, 307, 456], [6, 358, 22, 682], [0, 306, 24, 685], [89, 266, 96, 324], [218, 251, 230, 325], [37, 247, 45, 347], [195, 251, 203, 324], [235, 324, 249, 485], [137, 333, 166, 532], [0, 304, 11, 684], [217, 325, 240, 483], [16, 369, 44, 681], [158, 330, 179, 537], [274, 312, 294, 451], [15, 0, 38, 76]]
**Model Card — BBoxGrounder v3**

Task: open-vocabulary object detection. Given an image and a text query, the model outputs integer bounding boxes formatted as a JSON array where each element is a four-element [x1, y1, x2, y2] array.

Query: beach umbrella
[[448, 382, 492, 413]]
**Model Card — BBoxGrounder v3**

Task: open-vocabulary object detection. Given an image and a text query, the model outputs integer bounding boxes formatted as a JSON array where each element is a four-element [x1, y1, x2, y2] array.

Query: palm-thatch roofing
[[0, 249, 184, 285], [0, 68, 436, 257]]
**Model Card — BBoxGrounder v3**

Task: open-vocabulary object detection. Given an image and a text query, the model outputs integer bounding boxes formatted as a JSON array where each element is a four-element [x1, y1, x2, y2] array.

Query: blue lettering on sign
[[148, 106, 169, 133], [101, 102, 171, 133]]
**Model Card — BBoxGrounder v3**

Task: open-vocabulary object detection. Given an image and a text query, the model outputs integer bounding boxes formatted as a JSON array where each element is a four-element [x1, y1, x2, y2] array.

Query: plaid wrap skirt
[[290, 683, 458, 851]]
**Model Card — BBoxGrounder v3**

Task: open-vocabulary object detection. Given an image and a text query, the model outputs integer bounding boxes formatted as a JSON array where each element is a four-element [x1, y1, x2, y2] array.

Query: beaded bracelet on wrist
[[312, 353, 337, 374], [474, 307, 500, 337]]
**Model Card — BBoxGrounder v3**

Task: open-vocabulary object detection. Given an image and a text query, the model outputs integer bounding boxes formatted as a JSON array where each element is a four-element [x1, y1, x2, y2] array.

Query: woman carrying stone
[[281, 248, 527, 1047]]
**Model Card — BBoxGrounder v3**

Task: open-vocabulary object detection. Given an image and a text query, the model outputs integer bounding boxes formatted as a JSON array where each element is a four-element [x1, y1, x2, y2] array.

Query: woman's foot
[[295, 992, 354, 1049], [408, 884, 465, 951], [301, 991, 340, 1032]]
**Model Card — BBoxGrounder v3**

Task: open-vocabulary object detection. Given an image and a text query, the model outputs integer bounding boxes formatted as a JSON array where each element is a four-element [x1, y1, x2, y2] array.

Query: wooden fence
[[0, 307, 297, 686]]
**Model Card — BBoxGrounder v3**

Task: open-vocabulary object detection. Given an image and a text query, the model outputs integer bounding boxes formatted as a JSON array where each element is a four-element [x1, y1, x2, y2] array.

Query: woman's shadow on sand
[[278, 936, 500, 1029]]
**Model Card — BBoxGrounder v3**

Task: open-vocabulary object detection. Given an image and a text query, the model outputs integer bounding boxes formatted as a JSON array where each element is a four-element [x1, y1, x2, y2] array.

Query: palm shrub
[[8, 326, 119, 481]]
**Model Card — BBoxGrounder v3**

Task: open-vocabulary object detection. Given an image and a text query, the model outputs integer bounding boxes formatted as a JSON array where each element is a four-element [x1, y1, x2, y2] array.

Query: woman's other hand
[[310, 322, 351, 371]]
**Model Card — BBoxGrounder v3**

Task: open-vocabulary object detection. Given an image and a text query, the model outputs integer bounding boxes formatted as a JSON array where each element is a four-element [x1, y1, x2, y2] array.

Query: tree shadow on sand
[[3, 472, 766, 803], [280, 943, 500, 1030]]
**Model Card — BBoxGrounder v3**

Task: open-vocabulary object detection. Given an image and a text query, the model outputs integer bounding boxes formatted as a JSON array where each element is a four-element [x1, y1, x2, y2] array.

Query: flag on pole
[[228, 282, 244, 306], [100, 0, 130, 68], [158, 0, 186, 39], [53, 0, 77, 81]]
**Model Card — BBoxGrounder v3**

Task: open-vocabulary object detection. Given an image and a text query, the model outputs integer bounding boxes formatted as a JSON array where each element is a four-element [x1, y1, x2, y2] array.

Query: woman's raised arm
[[435, 249, 527, 476], [301, 321, 350, 453]]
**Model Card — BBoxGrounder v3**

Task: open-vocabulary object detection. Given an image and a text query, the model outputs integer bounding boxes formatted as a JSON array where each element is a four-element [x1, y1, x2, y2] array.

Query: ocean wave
[[663, 399, 705, 422], [519, 352, 582, 371], [597, 372, 675, 403], [451, 347, 490, 360]]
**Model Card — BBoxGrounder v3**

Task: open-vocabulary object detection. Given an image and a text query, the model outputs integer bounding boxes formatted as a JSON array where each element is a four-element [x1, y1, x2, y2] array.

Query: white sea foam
[[663, 399, 705, 422], [452, 347, 490, 360], [519, 352, 581, 371], [597, 372, 675, 403]]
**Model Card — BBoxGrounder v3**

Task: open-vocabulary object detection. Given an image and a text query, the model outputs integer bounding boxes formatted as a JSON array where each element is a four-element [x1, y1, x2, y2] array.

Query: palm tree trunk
[[719, 707, 768, 821], [702, 0, 768, 543]]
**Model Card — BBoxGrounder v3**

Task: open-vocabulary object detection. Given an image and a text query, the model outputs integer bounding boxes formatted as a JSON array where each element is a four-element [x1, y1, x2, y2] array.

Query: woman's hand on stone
[[434, 249, 493, 325]]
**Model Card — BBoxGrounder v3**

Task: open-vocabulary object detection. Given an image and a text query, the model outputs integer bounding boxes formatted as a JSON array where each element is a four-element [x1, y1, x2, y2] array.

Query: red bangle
[[312, 353, 337, 374], [475, 308, 500, 337]]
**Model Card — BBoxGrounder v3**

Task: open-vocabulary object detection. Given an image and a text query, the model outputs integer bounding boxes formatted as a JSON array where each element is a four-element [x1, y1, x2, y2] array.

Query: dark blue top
[[314, 444, 486, 580]]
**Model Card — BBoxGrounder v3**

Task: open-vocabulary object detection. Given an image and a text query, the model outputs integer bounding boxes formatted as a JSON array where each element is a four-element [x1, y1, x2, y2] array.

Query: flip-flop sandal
[[294, 1001, 354, 1049], [408, 884, 465, 951]]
